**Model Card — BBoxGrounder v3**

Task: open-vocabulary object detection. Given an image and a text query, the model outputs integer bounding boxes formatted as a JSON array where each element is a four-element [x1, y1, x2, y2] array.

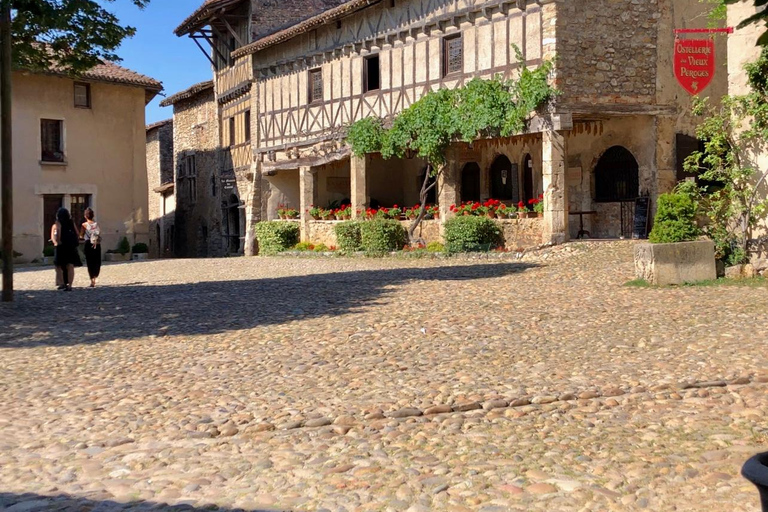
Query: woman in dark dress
[[54, 208, 82, 291], [80, 207, 101, 288]]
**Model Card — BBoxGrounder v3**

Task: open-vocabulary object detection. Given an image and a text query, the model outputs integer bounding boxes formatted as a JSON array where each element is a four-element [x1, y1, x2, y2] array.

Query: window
[[74, 82, 91, 108], [70, 195, 91, 225], [364, 55, 380, 92], [41, 119, 64, 162], [185, 154, 197, 201], [308, 68, 323, 104], [229, 117, 236, 147], [244, 110, 251, 142], [443, 34, 463, 76]]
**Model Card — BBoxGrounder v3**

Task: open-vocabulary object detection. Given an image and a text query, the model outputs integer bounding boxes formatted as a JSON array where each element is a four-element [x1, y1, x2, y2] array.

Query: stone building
[[175, 0, 730, 252], [159, 81, 232, 257], [3, 61, 161, 262], [146, 119, 175, 259]]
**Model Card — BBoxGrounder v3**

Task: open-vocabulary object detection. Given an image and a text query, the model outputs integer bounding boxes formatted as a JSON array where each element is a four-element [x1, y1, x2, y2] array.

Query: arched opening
[[225, 194, 241, 254], [461, 162, 481, 203], [522, 154, 534, 203], [594, 146, 639, 202], [489, 155, 518, 201]]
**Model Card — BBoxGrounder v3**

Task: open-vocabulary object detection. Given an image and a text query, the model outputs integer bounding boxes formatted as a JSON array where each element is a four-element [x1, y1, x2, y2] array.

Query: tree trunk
[[407, 163, 439, 244], [1, 0, 12, 302]]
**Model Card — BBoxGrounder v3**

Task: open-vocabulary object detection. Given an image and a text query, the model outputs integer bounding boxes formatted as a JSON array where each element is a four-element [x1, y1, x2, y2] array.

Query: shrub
[[426, 241, 445, 253], [360, 219, 407, 253], [334, 221, 364, 252], [313, 243, 330, 252], [254, 221, 300, 255], [132, 243, 149, 254], [294, 241, 314, 251], [648, 192, 701, 244], [116, 237, 131, 255], [42, 245, 55, 257], [444, 216, 502, 253]]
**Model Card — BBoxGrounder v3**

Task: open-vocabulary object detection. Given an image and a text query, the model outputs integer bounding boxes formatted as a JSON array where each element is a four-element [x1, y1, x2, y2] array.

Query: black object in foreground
[[743, 452, 768, 511]]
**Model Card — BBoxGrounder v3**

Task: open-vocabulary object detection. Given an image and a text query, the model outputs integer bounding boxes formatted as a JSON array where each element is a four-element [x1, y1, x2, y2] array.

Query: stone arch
[[593, 146, 639, 202], [489, 154, 519, 201]]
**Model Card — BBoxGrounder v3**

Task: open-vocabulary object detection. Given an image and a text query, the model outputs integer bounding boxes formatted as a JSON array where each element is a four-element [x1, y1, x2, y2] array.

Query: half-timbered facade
[[175, 0, 729, 252]]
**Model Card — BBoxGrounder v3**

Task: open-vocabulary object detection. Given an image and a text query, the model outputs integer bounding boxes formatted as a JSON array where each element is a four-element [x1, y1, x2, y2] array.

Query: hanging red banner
[[674, 38, 715, 95]]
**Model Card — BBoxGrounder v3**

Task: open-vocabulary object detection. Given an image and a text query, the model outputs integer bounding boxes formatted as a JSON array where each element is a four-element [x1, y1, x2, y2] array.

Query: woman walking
[[80, 207, 101, 288], [54, 208, 81, 291]]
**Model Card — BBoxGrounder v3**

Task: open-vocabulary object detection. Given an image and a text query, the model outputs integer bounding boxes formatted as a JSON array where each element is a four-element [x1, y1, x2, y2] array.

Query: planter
[[742, 452, 768, 512], [42, 256, 54, 265], [634, 240, 716, 285], [105, 252, 131, 262], [311, 215, 321, 220], [487, 212, 497, 219], [517, 212, 527, 219], [528, 212, 541, 218], [131, 253, 149, 261]]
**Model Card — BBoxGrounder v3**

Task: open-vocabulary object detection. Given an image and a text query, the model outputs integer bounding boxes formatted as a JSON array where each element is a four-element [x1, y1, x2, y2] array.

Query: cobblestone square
[[1, 242, 767, 511]]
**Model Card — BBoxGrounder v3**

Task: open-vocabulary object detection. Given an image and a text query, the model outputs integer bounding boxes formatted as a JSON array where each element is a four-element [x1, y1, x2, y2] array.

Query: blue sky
[[108, 0, 213, 124]]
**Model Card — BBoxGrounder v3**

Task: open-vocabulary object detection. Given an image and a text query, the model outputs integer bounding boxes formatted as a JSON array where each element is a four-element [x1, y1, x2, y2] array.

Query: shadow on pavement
[[0, 262, 536, 349], [0, 492, 287, 511]]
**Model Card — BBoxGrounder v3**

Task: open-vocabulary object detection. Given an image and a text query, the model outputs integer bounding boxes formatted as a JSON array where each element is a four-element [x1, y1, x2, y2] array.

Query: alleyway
[[1, 242, 767, 511]]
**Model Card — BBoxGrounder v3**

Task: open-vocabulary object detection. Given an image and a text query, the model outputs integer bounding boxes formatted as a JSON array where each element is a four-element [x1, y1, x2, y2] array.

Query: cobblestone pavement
[[1, 241, 767, 511]]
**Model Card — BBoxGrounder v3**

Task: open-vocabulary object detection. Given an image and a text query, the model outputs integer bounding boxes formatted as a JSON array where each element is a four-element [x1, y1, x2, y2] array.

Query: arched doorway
[[522, 154, 534, 203], [489, 155, 518, 201], [461, 162, 481, 203], [594, 146, 639, 202]]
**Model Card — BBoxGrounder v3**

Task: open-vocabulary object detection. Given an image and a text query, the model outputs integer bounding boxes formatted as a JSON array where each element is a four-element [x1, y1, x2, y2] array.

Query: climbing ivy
[[346, 48, 556, 242]]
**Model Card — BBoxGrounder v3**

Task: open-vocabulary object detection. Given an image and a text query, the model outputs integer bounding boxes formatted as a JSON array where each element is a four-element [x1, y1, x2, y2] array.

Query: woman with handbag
[[80, 207, 101, 288], [54, 208, 82, 291]]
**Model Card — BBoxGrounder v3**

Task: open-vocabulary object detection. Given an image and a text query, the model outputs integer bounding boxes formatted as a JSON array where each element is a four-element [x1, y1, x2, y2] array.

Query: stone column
[[299, 166, 316, 242], [243, 160, 262, 256], [654, 116, 677, 197], [542, 129, 569, 245], [351, 155, 368, 218]]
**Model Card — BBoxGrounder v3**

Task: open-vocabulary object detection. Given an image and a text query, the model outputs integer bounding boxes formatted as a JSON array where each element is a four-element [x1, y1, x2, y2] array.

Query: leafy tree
[[347, 48, 556, 243], [683, 47, 768, 264], [1, 0, 149, 302]]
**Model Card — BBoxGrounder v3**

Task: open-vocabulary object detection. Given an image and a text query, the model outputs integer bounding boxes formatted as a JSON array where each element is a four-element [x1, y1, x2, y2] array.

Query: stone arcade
[[168, 0, 729, 254]]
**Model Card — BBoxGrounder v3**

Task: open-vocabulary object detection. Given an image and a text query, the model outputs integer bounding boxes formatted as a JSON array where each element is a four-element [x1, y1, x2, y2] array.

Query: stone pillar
[[542, 129, 569, 245], [351, 155, 368, 218], [655, 116, 677, 197], [243, 160, 262, 256], [299, 166, 316, 242]]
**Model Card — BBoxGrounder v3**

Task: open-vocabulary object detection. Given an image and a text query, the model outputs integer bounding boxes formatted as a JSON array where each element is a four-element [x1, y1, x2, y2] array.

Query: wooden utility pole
[[1, 0, 12, 302]]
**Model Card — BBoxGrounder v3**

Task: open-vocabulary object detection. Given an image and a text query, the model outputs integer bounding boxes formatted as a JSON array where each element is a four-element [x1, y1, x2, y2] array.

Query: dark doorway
[[461, 162, 481, 203], [226, 194, 241, 254], [155, 224, 161, 256], [489, 155, 519, 201], [43, 195, 63, 244], [594, 146, 639, 202], [522, 154, 534, 203]]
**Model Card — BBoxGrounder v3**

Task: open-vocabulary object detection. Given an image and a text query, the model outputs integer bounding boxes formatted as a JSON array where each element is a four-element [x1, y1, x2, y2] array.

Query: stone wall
[[303, 218, 542, 251], [146, 122, 173, 259], [173, 87, 224, 258]]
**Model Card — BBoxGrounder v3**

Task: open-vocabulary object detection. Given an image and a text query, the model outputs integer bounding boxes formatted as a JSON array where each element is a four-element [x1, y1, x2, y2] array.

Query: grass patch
[[624, 278, 652, 287], [624, 276, 767, 288]]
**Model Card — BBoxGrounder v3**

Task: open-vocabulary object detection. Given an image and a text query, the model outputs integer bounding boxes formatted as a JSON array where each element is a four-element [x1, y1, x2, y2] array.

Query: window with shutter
[[41, 119, 64, 162], [308, 69, 323, 103], [443, 35, 463, 76]]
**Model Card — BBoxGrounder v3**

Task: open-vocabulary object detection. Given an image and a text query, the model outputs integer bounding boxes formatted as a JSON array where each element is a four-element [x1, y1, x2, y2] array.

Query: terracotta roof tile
[[79, 61, 163, 91], [146, 119, 172, 132], [175, 0, 243, 36], [159, 80, 214, 107]]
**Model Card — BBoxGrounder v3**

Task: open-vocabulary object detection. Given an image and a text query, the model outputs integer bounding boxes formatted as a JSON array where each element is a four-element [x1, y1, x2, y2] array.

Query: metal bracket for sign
[[674, 28, 734, 36]]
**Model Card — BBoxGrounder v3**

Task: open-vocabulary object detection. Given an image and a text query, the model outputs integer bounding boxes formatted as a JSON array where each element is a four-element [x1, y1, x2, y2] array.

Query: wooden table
[[568, 210, 597, 239]]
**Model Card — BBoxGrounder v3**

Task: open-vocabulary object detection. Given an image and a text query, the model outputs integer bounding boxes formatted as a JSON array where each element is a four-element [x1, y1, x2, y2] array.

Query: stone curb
[[233, 374, 767, 437]]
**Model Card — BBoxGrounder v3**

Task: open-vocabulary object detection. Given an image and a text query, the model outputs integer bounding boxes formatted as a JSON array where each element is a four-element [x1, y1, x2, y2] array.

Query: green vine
[[683, 47, 768, 264]]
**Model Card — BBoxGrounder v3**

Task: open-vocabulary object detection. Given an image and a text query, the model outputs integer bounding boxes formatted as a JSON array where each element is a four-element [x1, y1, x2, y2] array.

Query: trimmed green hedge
[[132, 243, 149, 254], [254, 221, 300, 255], [360, 219, 407, 253], [334, 221, 364, 252], [444, 216, 502, 253], [649, 192, 700, 244]]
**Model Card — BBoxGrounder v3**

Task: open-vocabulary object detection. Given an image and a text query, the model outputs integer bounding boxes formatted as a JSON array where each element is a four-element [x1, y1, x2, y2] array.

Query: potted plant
[[516, 201, 529, 219], [484, 199, 501, 218], [529, 195, 544, 217], [131, 242, 149, 261], [105, 237, 131, 262], [309, 205, 322, 220], [405, 205, 419, 220], [427, 205, 439, 220], [338, 205, 352, 220], [634, 188, 715, 285]]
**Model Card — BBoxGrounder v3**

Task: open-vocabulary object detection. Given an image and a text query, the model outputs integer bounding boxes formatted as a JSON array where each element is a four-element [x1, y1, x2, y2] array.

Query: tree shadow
[[0, 492, 286, 511], [0, 262, 536, 349]]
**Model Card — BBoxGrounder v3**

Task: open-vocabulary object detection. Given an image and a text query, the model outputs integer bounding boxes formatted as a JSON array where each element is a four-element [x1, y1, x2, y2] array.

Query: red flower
[[518, 201, 525, 209]]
